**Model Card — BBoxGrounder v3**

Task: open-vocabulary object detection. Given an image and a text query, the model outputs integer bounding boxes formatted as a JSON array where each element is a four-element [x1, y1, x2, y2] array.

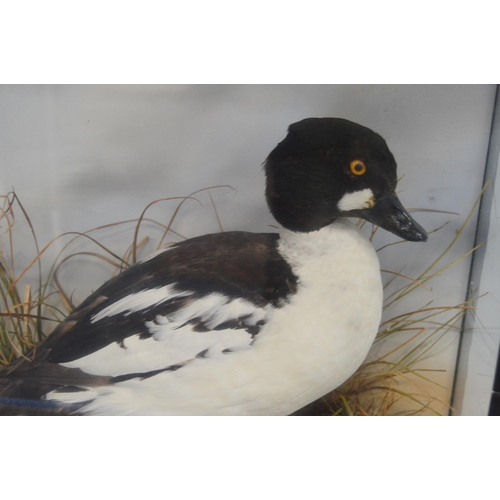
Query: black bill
[[356, 193, 428, 242]]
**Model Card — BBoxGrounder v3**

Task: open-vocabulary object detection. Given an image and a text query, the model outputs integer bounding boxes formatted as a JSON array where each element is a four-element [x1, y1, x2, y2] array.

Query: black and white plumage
[[0, 118, 427, 415]]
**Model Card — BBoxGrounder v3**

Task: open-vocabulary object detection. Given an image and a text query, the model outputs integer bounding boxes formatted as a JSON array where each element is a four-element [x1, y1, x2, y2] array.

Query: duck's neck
[[277, 219, 360, 259]]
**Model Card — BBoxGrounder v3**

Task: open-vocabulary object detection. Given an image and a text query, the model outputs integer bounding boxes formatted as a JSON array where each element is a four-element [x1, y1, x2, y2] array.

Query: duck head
[[264, 117, 427, 242]]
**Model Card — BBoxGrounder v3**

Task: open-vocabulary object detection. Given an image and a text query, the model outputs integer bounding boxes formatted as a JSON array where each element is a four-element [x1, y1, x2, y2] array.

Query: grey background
[[0, 84, 496, 414]]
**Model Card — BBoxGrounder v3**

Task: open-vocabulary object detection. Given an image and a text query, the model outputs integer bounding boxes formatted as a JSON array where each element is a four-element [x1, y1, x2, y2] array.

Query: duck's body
[[0, 118, 427, 415]]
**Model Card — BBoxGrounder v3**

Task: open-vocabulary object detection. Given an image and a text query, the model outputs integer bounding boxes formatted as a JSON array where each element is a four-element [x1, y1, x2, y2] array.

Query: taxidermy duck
[[0, 117, 427, 415]]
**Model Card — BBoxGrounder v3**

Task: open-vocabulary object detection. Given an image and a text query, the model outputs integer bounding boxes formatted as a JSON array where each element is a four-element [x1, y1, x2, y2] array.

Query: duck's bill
[[356, 193, 428, 242]]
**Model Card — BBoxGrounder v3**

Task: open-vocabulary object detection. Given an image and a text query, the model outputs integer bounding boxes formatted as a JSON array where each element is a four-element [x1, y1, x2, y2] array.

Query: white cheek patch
[[337, 188, 375, 212]]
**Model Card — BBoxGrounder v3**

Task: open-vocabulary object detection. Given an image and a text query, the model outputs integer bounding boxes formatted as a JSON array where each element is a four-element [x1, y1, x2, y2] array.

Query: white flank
[[337, 188, 374, 211], [91, 285, 189, 323]]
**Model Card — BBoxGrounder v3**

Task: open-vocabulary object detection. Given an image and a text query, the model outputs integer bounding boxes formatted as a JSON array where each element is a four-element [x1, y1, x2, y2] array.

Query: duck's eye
[[350, 160, 367, 176]]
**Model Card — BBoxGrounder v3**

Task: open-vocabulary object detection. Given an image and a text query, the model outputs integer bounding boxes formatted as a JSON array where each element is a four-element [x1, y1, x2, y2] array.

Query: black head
[[264, 118, 427, 242]]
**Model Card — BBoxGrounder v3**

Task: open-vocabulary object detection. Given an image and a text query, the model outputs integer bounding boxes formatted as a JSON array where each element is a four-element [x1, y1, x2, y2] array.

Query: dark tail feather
[[0, 396, 78, 415], [0, 368, 76, 415], [0, 358, 106, 415]]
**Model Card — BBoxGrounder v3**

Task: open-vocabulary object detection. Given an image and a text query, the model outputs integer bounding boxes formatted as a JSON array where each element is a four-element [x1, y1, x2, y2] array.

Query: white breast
[[47, 220, 382, 415], [262, 219, 383, 412]]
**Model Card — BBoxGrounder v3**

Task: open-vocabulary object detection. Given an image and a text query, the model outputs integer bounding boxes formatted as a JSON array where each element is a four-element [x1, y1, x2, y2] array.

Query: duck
[[0, 117, 427, 415]]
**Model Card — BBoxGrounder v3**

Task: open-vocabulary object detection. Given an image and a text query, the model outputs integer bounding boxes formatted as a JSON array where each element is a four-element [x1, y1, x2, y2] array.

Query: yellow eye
[[350, 160, 367, 176]]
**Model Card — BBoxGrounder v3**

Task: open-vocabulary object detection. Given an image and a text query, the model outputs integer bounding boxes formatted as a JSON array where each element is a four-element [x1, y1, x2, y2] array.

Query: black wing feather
[[4, 232, 297, 381]]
